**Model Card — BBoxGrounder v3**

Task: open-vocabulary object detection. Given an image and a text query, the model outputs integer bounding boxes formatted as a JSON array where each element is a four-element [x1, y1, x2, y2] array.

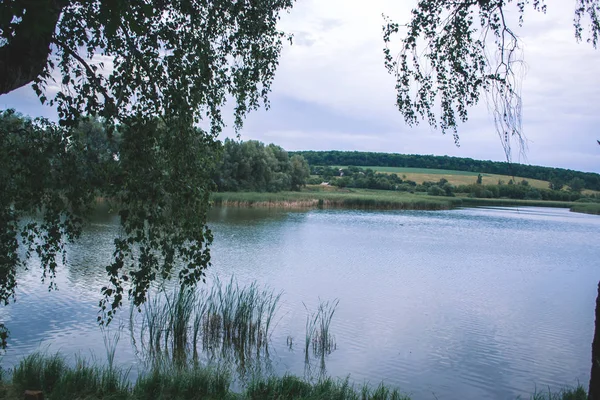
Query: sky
[[1, 1, 599, 173]]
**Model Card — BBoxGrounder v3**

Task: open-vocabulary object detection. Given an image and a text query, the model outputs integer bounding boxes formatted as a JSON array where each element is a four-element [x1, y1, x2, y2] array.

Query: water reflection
[[1, 206, 599, 399]]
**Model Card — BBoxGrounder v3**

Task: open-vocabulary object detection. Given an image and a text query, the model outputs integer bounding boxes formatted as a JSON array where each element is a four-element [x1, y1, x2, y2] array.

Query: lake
[[2, 206, 599, 399]]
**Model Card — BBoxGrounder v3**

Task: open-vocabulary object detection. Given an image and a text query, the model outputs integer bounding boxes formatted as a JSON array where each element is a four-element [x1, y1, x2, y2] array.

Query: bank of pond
[[1, 207, 597, 399], [0, 353, 587, 400], [0, 279, 589, 400], [210, 189, 592, 214], [1, 277, 592, 400]]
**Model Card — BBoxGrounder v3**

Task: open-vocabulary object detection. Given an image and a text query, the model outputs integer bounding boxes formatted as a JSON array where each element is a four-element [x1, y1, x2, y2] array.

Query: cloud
[[246, 0, 600, 172]]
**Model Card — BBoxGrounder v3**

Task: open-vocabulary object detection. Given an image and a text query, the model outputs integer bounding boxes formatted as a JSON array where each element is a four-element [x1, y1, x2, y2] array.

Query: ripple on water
[[2, 207, 597, 400]]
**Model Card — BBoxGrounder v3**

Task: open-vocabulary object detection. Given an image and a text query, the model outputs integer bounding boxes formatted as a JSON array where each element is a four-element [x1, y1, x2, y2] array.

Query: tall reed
[[10, 352, 130, 399], [304, 298, 339, 360], [132, 277, 282, 367]]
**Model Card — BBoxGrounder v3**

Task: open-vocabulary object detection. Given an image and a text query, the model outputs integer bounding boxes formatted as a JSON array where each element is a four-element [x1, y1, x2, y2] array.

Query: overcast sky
[[2, 1, 599, 173]]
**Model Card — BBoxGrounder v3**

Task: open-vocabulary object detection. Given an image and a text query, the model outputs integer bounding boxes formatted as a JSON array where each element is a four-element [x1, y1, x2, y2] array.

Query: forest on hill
[[290, 151, 600, 191]]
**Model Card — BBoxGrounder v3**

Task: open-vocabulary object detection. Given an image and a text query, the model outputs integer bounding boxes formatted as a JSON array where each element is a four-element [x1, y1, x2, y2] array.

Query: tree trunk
[[589, 282, 600, 399], [0, 0, 66, 96]]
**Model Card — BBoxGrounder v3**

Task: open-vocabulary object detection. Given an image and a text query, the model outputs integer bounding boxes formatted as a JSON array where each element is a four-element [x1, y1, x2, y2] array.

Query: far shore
[[210, 187, 580, 212]]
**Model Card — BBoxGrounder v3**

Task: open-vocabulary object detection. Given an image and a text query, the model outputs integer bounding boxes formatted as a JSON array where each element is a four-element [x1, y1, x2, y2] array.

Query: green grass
[[210, 188, 581, 211], [527, 385, 587, 400], [7, 352, 130, 400], [133, 364, 231, 400], [246, 375, 410, 400], [570, 203, 600, 215], [459, 197, 575, 208], [0, 353, 588, 400], [211, 189, 461, 211]]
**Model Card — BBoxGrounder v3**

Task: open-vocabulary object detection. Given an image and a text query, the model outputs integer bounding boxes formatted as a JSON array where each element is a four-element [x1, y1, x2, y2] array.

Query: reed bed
[[570, 202, 600, 215], [304, 299, 339, 360], [529, 385, 587, 400], [460, 197, 574, 208], [133, 278, 282, 366], [1, 350, 587, 400], [245, 375, 411, 400], [8, 352, 130, 400], [211, 190, 458, 211]]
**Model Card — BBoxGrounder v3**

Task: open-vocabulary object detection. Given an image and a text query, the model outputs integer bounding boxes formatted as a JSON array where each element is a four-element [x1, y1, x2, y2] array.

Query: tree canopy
[[383, 0, 600, 157], [0, 0, 295, 334], [215, 139, 310, 192]]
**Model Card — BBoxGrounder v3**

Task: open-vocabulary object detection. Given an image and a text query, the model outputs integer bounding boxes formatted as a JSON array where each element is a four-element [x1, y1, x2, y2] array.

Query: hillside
[[290, 151, 600, 191]]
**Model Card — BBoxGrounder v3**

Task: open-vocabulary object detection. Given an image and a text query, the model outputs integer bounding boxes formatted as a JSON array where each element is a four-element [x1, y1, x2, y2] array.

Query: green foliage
[[548, 175, 565, 191], [294, 151, 600, 191], [382, 0, 600, 152], [318, 166, 405, 191], [2, 0, 294, 132], [290, 155, 311, 190], [1, 0, 294, 337], [568, 178, 586, 193], [476, 174, 483, 185], [453, 183, 580, 202], [0, 110, 224, 330], [215, 139, 309, 192], [427, 185, 446, 196]]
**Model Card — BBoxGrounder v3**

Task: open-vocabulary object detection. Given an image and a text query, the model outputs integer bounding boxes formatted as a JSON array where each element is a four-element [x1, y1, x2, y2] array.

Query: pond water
[[2, 206, 599, 399]]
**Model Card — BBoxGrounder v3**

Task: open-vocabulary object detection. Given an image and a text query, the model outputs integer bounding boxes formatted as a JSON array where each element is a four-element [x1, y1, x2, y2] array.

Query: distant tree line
[[214, 139, 310, 192], [312, 166, 588, 202], [291, 151, 600, 191], [310, 166, 414, 191]]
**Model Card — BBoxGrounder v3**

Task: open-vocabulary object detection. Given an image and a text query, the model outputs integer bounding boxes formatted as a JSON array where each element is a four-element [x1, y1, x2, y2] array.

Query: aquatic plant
[[132, 362, 231, 400], [133, 277, 282, 366], [304, 298, 339, 360], [10, 352, 130, 399], [2, 352, 589, 400], [246, 375, 411, 400], [528, 384, 587, 400]]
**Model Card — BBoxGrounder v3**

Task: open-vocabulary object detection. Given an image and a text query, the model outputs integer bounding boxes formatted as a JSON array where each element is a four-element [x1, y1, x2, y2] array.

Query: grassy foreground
[[0, 352, 587, 400]]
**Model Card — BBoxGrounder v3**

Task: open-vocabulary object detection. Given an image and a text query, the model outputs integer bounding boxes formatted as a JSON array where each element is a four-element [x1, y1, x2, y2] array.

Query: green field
[[329, 166, 552, 189], [335, 166, 482, 176]]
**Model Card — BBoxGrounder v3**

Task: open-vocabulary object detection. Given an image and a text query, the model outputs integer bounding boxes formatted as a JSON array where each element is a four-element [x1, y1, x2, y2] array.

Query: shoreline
[[210, 190, 577, 212]]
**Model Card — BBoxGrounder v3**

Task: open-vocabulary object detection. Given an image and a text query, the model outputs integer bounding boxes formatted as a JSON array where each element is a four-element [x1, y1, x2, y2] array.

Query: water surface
[[2, 206, 599, 399]]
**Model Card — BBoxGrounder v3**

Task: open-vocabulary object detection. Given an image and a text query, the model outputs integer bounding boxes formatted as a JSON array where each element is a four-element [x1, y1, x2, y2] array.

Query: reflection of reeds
[[304, 298, 339, 360], [134, 277, 282, 366]]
